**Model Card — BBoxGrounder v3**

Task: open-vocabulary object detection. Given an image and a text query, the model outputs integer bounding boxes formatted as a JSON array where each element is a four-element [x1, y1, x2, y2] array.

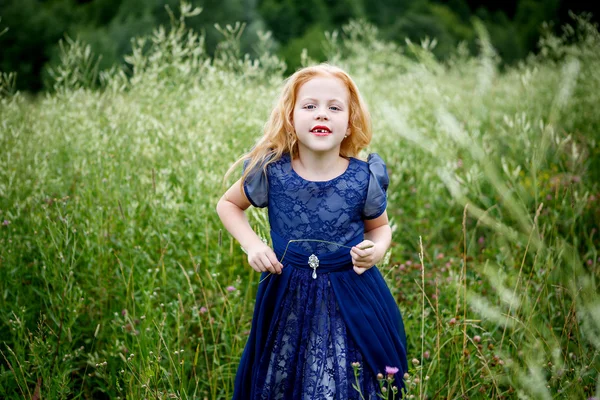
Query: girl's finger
[[352, 247, 367, 257], [352, 249, 373, 260], [357, 241, 374, 250], [260, 255, 276, 274], [265, 255, 280, 274], [251, 262, 265, 273], [254, 256, 268, 273], [353, 266, 368, 275], [266, 252, 282, 274]]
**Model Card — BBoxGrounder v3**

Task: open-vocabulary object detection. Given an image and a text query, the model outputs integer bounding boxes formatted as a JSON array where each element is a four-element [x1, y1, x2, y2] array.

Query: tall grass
[[1, 4, 598, 398]]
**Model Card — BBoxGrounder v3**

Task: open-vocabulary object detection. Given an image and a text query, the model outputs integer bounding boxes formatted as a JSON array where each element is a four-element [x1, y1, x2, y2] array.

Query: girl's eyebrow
[[300, 97, 346, 104]]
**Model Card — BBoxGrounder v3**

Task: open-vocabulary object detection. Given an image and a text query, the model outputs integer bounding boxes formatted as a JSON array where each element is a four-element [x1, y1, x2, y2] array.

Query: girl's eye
[[303, 104, 342, 111]]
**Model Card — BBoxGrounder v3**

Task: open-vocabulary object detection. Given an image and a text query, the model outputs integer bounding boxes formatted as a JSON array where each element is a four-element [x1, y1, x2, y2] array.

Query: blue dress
[[233, 153, 408, 400]]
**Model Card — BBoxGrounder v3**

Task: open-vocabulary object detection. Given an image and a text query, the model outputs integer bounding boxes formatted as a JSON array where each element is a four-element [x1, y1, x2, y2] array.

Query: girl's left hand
[[350, 240, 378, 275]]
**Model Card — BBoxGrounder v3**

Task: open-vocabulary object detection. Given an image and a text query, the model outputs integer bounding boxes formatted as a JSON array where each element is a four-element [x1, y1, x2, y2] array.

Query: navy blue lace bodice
[[244, 153, 389, 254]]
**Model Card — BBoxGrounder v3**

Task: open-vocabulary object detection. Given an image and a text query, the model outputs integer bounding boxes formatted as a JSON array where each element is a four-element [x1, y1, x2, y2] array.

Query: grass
[[0, 4, 599, 399]]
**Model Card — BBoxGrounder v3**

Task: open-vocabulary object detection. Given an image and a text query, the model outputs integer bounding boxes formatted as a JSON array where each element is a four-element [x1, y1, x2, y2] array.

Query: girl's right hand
[[246, 242, 284, 274]]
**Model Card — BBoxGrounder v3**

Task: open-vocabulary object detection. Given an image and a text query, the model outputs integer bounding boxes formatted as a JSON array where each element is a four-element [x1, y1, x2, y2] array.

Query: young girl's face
[[292, 75, 350, 157]]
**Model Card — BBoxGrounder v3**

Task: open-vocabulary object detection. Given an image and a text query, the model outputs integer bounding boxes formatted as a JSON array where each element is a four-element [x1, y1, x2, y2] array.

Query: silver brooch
[[308, 254, 319, 279]]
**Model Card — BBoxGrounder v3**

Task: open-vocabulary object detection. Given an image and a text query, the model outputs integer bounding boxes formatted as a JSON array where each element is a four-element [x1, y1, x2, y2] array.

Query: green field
[[1, 6, 599, 399]]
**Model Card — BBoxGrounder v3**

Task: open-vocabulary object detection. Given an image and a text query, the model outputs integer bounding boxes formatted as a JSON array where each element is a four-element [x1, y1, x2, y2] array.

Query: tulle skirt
[[232, 234, 408, 400]]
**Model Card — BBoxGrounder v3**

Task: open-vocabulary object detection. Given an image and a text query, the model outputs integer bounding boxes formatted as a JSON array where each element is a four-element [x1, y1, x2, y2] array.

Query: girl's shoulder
[[243, 151, 286, 174], [352, 153, 387, 176], [357, 153, 389, 192]]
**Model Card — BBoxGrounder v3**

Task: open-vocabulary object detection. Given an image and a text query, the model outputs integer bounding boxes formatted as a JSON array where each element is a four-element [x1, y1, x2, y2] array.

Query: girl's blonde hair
[[226, 63, 372, 186]]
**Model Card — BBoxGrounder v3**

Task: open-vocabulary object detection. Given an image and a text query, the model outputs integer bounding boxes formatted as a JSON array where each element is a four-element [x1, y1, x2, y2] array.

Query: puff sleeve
[[242, 158, 269, 208], [362, 153, 389, 219]]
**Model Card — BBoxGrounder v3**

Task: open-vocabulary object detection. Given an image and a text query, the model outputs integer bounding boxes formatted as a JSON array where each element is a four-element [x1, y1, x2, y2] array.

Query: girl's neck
[[292, 149, 349, 182]]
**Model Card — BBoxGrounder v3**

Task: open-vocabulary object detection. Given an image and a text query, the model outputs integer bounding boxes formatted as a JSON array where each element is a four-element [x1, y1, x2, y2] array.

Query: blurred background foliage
[[0, 0, 598, 92]]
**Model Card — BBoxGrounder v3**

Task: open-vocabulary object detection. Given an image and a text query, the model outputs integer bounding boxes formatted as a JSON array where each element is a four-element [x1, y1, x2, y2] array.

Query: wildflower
[[2, 220, 9, 226], [403, 373, 410, 380], [587, 259, 593, 266], [412, 358, 420, 366], [436, 253, 444, 259], [377, 373, 384, 380], [473, 335, 481, 343], [423, 350, 430, 359], [385, 366, 399, 375], [478, 236, 485, 245], [199, 307, 208, 314], [226, 285, 236, 292], [351, 362, 361, 368], [121, 309, 127, 316], [449, 317, 457, 326]]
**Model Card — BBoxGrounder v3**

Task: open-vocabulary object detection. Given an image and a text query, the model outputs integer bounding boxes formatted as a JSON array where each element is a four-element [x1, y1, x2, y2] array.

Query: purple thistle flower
[[199, 307, 208, 314], [226, 285, 236, 292]]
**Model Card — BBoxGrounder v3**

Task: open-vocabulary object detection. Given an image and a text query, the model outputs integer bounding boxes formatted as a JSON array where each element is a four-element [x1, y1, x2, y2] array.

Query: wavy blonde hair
[[226, 63, 372, 186]]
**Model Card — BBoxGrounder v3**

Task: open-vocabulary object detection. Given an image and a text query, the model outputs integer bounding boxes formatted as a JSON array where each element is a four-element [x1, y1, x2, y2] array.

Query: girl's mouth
[[310, 127, 332, 136]]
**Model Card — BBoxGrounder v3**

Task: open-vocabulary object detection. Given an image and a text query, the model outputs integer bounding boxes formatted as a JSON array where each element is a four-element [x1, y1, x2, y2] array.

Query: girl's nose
[[316, 108, 329, 120]]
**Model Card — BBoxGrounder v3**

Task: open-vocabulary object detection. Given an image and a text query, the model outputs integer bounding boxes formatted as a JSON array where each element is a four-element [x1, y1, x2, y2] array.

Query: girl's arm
[[350, 211, 391, 275], [216, 179, 283, 274]]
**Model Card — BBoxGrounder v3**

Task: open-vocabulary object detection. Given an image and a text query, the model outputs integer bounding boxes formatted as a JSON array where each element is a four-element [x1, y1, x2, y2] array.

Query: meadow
[[1, 4, 599, 399]]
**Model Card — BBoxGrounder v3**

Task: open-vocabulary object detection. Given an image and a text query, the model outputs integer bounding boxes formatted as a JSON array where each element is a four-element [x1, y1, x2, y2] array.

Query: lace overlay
[[241, 152, 391, 399], [256, 269, 378, 400]]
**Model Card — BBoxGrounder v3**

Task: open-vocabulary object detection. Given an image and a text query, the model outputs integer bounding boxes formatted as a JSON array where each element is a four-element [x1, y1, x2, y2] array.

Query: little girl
[[217, 64, 407, 399]]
